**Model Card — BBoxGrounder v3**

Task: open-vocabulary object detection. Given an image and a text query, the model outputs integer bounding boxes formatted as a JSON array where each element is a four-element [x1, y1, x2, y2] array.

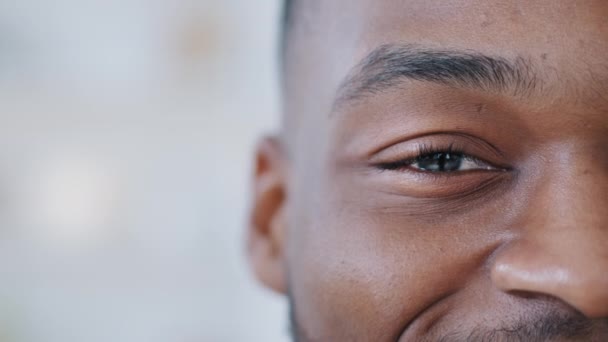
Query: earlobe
[[247, 136, 288, 294]]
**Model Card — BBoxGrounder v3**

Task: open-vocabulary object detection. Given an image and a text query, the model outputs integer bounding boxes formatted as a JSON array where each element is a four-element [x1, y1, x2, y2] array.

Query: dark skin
[[249, 0, 608, 340]]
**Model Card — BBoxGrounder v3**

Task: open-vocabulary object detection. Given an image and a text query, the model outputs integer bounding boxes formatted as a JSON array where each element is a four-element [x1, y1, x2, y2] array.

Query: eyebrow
[[334, 44, 540, 109]]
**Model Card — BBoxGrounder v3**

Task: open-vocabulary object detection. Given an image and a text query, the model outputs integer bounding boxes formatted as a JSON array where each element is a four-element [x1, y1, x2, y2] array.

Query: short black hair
[[283, 0, 294, 26], [281, 0, 295, 53], [280, 0, 295, 80]]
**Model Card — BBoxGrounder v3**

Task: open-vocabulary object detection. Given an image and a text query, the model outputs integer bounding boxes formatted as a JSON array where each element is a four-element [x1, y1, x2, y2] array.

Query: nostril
[[506, 289, 551, 300]]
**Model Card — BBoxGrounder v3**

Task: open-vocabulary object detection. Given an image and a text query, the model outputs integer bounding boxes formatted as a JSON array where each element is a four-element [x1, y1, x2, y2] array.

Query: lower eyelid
[[370, 168, 513, 199], [370, 174, 513, 219]]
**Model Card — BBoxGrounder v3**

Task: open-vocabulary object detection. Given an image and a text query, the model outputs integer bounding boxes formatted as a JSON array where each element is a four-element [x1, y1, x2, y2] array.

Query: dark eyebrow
[[334, 44, 540, 109]]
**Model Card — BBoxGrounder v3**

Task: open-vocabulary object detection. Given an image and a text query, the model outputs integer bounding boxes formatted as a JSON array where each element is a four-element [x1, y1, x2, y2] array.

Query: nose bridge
[[528, 147, 608, 250], [491, 149, 608, 317], [549, 155, 607, 230]]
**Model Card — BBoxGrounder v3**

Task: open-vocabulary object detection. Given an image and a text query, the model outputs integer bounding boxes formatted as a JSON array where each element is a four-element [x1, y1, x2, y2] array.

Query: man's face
[[249, 0, 608, 340]]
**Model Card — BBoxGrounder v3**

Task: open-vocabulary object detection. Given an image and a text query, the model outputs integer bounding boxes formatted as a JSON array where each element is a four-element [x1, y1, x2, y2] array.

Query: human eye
[[376, 144, 497, 174], [364, 134, 512, 199]]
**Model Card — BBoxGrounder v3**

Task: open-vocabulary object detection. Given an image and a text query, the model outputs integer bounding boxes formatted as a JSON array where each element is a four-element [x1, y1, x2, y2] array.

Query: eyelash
[[374, 143, 489, 172]]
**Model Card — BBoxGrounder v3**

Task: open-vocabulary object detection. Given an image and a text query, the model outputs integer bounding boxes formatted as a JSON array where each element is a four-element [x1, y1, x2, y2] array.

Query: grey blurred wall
[[0, 1, 287, 341]]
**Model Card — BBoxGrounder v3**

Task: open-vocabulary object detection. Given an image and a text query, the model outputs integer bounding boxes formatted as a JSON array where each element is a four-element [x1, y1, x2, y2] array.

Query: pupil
[[417, 153, 463, 172]]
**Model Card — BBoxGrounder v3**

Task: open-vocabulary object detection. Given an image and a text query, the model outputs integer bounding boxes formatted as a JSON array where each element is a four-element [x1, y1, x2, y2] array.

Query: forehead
[[285, 0, 608, 118], [289, 0, 608, 61]]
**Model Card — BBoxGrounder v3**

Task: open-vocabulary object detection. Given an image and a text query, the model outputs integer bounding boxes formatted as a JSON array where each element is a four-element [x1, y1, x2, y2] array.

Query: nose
[[491, 163, 608, 318]]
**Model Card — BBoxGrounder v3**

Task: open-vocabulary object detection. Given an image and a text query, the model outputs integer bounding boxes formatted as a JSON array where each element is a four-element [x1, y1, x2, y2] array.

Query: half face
[[249, 0, 608, 341]]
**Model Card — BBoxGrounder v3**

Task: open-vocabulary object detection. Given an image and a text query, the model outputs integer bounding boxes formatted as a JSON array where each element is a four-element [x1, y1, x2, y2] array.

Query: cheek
[[288, 214, 417, 340], [286, 190, 514, 341]]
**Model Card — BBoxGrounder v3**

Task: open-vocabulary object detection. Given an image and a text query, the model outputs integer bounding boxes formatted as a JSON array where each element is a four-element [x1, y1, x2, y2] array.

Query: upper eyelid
[[374, 143, 471, 166], [367, 132, 506, 161], [368, 134, 512, 171]]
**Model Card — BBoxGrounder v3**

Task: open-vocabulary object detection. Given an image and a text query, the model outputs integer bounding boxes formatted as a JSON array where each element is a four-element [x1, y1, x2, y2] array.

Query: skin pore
[[248, 0, 608, 341]]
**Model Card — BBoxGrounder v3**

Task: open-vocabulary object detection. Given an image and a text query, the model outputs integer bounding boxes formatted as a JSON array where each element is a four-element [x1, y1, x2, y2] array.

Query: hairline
[[281, 0, 295, 59]]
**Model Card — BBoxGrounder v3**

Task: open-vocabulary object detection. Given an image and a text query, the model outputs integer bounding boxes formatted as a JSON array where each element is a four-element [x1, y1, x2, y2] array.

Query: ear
[[247, 136, 288, 294]]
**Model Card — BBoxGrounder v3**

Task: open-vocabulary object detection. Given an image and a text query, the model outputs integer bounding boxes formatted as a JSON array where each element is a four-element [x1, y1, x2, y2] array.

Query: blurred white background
[[0, 1, 288, 341]]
